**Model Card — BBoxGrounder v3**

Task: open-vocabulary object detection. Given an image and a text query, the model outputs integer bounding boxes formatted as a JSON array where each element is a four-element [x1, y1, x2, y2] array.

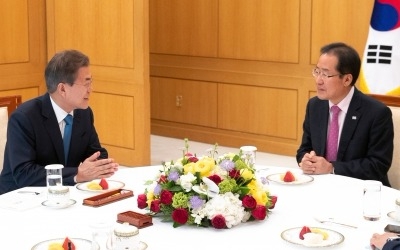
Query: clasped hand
[[299, 150, 333, 174], [75, 151, 119, 183]]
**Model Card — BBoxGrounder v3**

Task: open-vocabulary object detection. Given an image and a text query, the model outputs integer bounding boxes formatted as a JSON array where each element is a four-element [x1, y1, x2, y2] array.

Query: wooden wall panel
[[311, 0, 374, 64], [47, 0, 150, 166], [0, 88, 40, 103], [0, 0, 47, 95], [219, 0, 300, 62], [150, 0, 375, 157], [218, 84, 298, 139], [90, 93, 134, 149], [151, 77, 218, 127], [48, 0, 134, 68], [0, 0, 29, 63], [149, 0, 218, 57]]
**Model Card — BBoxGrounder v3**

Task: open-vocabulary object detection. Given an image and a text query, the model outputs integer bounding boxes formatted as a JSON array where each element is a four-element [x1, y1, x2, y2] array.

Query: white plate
[[267, 173, 314, 185], [76, 180, 125, 192], [387, 211, 400, 222], [31, 237, 93, 250], [41, 199, 76, 209], [281, 227, 344, 247]]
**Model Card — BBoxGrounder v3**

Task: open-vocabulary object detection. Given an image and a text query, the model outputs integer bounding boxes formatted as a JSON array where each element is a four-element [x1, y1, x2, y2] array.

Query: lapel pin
[[352, 116, 357, 120]]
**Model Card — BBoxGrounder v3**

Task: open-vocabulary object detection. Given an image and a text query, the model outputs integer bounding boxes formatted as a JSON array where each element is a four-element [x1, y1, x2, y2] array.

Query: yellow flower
[[194, 157, 216, 177], [240, 168, 254, 180], [146, 191, 154, 207], [183, 162, 196, 174], [248, 180, 268, 205]]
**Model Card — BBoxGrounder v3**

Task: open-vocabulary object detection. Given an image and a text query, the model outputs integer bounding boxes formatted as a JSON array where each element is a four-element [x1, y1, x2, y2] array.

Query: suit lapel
[[337, 90, 362, 160], [41, 94, 65, 164], [317, 101, 329, 156]]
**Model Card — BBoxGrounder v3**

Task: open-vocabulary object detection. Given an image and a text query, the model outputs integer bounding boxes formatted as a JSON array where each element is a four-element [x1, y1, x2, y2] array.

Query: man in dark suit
[[296, 42, 393, 186], [0, 50, 119, 194]]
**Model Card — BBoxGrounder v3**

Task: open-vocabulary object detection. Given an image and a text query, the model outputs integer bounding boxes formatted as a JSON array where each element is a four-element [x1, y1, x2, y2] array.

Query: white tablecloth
[[1, 165, 399, 249]]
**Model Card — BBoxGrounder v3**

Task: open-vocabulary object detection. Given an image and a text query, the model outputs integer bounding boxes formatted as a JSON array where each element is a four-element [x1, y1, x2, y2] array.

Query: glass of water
[[363, 180, 382, 221], [45, 164, 64, 187]]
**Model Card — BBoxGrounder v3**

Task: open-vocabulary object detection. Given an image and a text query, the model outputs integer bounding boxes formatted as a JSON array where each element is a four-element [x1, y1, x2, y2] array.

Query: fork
[[314, 217, 358, 229], [17, 191, 41, 195]]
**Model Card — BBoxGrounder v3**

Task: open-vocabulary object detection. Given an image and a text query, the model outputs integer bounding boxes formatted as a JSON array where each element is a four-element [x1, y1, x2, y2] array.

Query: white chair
[[388, 106, 400, 189], [0, 107, 7, 172], [0, 95, 22, 172], [368, 94, 400, 189]]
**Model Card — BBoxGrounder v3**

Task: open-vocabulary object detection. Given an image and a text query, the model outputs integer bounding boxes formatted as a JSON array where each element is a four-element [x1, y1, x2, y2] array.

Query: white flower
[[201, 192, 246, 228], [178, 173, 196, 192]]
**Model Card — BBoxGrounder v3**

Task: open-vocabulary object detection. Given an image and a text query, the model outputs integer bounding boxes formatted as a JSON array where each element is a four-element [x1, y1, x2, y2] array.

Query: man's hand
[[75, 151, 119, 183], [299, 151, 333, 174]]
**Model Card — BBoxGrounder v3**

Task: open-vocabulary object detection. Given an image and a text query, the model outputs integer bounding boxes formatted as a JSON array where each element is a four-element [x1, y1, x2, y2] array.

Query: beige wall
[[150, 0, 375, 156]]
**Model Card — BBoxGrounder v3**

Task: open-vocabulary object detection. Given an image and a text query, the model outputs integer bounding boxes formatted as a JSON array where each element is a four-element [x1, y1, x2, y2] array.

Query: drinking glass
[[240, 146, 257, 167], [45, 164, 64, 187], [363, 180, 382, 221], [90, 221, 112, 250]]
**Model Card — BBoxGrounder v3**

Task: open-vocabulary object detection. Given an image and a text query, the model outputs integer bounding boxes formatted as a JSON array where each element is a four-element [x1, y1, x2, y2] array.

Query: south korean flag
[[359, 0, 400, 95]]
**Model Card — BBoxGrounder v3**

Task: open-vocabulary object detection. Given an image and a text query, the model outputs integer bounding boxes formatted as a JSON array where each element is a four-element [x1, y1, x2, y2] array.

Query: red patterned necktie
[[326, 105, 341, 161]]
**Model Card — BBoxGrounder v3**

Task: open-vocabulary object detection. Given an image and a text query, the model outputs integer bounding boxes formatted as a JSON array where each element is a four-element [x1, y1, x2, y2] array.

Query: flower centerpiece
[[137, 139, 277, 229]]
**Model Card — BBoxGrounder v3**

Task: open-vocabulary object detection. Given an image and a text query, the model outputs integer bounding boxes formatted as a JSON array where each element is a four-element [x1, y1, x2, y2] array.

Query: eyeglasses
[[73, 78, 93, 88], [312, 68, 341, 79]]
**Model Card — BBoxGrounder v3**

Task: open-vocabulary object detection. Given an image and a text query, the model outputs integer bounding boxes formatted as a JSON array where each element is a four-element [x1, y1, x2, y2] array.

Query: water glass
[[90, 221, 112, 250], [363, 180, 382, 221], [45, 164, 64, 187], [240, 146, 257, 167]]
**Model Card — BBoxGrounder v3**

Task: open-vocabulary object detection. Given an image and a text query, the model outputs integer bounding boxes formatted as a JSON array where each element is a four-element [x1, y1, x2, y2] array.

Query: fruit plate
[[267, 173, 314, 185], [76, 180, 125, 192], [281, 227, 344, 247], [31, 237, 94, 250]]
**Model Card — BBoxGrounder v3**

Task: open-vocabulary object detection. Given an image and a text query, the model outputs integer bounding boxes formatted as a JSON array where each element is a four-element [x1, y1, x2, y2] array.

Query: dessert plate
[[41, 199, 76, 209], [281, 227, 344, 247], [387, 211, 400, 222], [76, 180, 125, 192], [267, 173, 314, 185], [31, 237, 93, 250]]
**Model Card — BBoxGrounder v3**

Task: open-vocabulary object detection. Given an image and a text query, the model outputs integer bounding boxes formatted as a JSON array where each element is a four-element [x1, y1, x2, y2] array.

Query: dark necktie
[[63, 114, 73, 164], [326, 105, 341, 161]]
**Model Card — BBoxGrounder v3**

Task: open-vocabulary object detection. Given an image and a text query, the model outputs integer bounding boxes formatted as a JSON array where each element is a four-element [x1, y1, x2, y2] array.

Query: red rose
[[252, 205, 267, 220], [242, 195, 257, 209], [269, 195, 278, 209], [160, 190, 173, 205], [229, 169, 241, 179], [188, 156, 198, 163], [208, 174, 222, 185], [137, 194, 148, 209], [150, 199, 161, 213], [171, 208, 189, 224], [211, 214, 226, 229]]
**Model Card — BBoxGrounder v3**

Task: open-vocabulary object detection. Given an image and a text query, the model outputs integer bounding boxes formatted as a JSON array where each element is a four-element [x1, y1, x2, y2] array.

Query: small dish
[[41, 199, 76, 209], [31, 237, 93, 250], [76, 180, 125, 192], [387, 211, 400, 222], [281, 227, 344, 247], [267, 173, 314, 185]]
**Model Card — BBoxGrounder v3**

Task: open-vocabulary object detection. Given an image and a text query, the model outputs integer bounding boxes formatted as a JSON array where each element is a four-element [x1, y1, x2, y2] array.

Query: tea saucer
[[42, 199, 76, 209], [387, 211, 400, 222]]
